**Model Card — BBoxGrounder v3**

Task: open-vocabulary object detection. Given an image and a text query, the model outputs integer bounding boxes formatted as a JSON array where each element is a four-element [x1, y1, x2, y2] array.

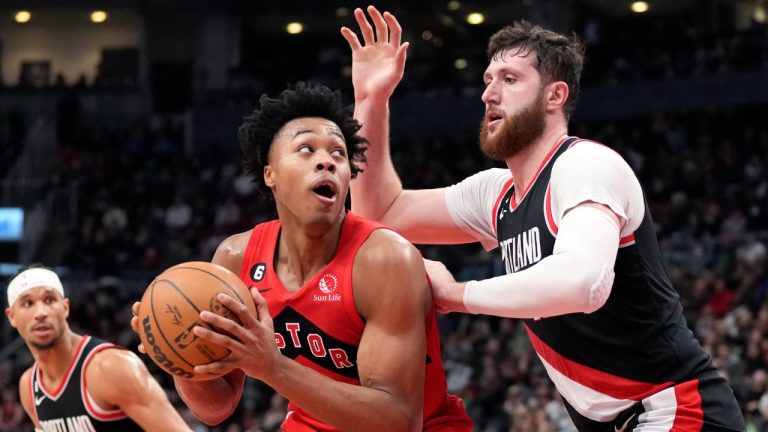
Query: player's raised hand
[[192, 289, 280, 381], [340, 5, 408, 103]]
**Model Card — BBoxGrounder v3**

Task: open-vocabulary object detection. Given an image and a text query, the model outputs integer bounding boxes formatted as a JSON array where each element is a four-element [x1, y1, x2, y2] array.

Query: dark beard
[[30, 333, 62, 350], [479, 92, 546, 161]]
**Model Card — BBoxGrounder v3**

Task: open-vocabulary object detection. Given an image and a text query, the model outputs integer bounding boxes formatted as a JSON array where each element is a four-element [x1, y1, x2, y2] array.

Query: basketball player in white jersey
[[340, 6, 745, 431]]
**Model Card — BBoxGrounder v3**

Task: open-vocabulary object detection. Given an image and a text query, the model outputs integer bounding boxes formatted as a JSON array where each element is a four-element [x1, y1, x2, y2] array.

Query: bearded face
[[479, 88, 546, 161]]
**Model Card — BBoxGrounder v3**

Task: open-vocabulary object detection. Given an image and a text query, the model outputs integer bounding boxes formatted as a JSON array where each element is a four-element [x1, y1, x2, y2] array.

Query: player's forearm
[[351, 98, 404, 221], [464, 206, 620, 318], [264, 356, 422, 432], [174, 370, 245, 425]]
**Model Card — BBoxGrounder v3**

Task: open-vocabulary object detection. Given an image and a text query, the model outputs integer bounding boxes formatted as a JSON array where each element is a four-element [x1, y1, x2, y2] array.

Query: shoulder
[[213, 229, 254, 274], [85, 347, 150, 396], [554, 141, 634, 178], [86, 347, 145, 379], [18, 366, 33, 400], [215, 229, 254, 256], [353, 229, 429, 317], [448, 168, 511, 191], [355, 229, 424, 273]]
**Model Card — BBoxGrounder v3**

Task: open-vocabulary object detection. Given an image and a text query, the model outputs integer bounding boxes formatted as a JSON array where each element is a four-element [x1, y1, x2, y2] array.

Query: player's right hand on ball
[[191, 289, 279, 381], [130, 301, 146, 354]]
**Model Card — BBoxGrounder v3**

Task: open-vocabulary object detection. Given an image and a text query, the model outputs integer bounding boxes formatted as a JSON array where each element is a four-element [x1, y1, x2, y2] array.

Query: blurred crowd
[[1, 13, 768, 432]]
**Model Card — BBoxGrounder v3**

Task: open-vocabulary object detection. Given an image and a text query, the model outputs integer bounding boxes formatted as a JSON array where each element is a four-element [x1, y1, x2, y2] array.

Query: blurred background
[[0, 0, 767, 430]]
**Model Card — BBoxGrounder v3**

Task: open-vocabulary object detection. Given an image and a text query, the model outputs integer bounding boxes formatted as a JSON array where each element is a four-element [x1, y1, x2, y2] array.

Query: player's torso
[[495, 137, 713, 417], [31, 336, 143, 432], [240, 213, 467, 431]]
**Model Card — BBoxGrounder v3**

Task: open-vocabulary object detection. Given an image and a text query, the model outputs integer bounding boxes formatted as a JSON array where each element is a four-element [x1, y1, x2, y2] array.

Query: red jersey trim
[[491, 177, 515, 237], [81, 344, 131, 421], [525, 325, 675, 400], [36, 335, 90, 400], [671, 380, 704, 430], [509, 135, 572, 211]]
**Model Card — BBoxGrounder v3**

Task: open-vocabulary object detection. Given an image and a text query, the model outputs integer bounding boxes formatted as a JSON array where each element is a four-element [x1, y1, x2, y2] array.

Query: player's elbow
[[390, 409, 422, 432], [572, 263, 614, 314], [193, 406, 237, 427]]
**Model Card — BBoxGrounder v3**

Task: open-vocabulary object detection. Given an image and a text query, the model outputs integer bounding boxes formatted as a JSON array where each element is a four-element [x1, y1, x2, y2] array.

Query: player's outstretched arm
[[342, 6, 474, 244], [342, 5, 407, 221], [193, 230, 428, 432], [86, 348, 194, 431]]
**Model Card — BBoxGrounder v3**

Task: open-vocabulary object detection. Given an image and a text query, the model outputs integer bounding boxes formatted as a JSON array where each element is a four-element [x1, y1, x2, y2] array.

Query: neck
[[276, 211, 346, 290], [33, 331, 83, 383], [505, 120, 568, 201]]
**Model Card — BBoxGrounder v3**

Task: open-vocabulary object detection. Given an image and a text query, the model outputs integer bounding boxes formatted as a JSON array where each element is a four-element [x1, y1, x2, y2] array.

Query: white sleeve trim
[[550, 142, 645, 238], [444, 168, 512, 250], [463, 205, 619, 318]]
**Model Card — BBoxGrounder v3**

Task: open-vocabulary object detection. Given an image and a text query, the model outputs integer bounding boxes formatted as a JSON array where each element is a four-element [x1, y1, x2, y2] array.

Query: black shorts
[[562, 370, 745, 431]]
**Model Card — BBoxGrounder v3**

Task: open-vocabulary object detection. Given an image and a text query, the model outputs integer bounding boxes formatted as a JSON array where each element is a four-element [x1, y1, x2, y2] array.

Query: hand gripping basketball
[[135, 261, 258, 381]]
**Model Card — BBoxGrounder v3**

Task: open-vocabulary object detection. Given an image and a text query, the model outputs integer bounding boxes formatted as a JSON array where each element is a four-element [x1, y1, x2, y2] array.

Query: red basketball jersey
[[239, 212, 471, 431]]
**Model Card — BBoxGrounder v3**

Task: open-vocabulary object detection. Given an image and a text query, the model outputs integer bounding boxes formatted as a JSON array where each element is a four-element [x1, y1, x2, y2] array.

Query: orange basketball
[[137, 261, 256, 381]]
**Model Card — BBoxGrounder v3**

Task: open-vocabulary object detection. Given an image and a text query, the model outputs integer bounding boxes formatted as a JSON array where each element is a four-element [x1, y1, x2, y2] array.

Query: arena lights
[[755, 5, 766, 23], [286, 22, 304, 35], [454, 58, 468, 70], [447, 1, 461, 11], [90, 10, 108, 23], [335, 7, 349, 17], [466, 12, 484, 25], [15, 10, 31, 23], [630, 1, 649, 13]]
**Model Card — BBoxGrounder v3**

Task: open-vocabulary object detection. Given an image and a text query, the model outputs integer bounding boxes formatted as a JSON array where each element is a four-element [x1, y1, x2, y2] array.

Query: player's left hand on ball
[[192, 290, 279, 380], [129, 301, 147, 354]]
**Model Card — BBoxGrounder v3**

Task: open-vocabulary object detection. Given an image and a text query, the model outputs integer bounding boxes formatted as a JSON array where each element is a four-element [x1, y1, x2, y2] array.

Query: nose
[[315, 153, 336, 173], [32, 302, 49, 320], [481, 80, 500, 105]]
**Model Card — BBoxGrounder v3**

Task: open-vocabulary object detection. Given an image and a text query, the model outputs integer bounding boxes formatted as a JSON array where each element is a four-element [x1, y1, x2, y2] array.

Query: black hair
[[238, 82, 368, 198]]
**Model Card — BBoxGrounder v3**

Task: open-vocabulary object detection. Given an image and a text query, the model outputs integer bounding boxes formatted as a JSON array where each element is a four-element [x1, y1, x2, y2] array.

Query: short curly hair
[[238, 82, 368, 198]]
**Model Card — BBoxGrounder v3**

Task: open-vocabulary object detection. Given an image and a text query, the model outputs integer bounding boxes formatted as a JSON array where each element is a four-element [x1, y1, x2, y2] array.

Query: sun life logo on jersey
[[314, 273, 341, 302]]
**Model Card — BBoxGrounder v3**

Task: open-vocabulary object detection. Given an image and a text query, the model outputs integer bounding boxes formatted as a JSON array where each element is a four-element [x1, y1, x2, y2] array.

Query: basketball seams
[[148, 280, 198, 369], [169, 265, 248, 304], [141, 262, 254, 380]]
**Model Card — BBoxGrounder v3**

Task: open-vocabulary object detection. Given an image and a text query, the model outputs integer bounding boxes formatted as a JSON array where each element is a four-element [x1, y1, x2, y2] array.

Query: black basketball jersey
[[30, 336, 143, 432], [494, 136, 714, 422]]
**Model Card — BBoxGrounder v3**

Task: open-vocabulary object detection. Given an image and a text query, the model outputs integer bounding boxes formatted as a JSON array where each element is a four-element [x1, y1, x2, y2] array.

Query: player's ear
[[5, 307, 17, 328], [63, 298, 70, 319], [264, 165, 275, 189], [545, 81, 569, 113]]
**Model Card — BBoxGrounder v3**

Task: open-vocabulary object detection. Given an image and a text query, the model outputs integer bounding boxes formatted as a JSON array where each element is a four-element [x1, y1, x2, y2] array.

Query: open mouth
[[312, 182, 338, 200], [487, 111, 504, 125]]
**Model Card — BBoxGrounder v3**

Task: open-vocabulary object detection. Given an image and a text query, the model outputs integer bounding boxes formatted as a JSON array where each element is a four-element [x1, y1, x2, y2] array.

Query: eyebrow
[[290, 128, 345, 142]]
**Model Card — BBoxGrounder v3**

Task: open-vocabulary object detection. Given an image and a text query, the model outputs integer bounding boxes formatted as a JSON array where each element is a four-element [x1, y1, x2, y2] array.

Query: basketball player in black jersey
[[341, 6, 745, 431], [4, 265, 192, 432]]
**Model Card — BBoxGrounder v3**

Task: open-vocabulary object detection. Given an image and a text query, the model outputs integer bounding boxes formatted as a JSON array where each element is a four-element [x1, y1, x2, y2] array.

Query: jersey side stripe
[[525, 325, 674, 400]]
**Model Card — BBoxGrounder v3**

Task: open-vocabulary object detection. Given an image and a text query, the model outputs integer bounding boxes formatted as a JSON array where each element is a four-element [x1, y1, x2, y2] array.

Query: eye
[[504, 75, 516, 84], [21, 300, 32, 308], [45, 297, 55, 304], [298, 145, 312, 154], [331, 148, 346, 158]]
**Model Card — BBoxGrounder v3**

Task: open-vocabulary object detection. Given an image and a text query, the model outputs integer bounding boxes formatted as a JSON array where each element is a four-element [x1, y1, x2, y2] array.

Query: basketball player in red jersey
[[5, 264, 193, 432], [131, 82, 471, 431], [342, 6, 745, 431]]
